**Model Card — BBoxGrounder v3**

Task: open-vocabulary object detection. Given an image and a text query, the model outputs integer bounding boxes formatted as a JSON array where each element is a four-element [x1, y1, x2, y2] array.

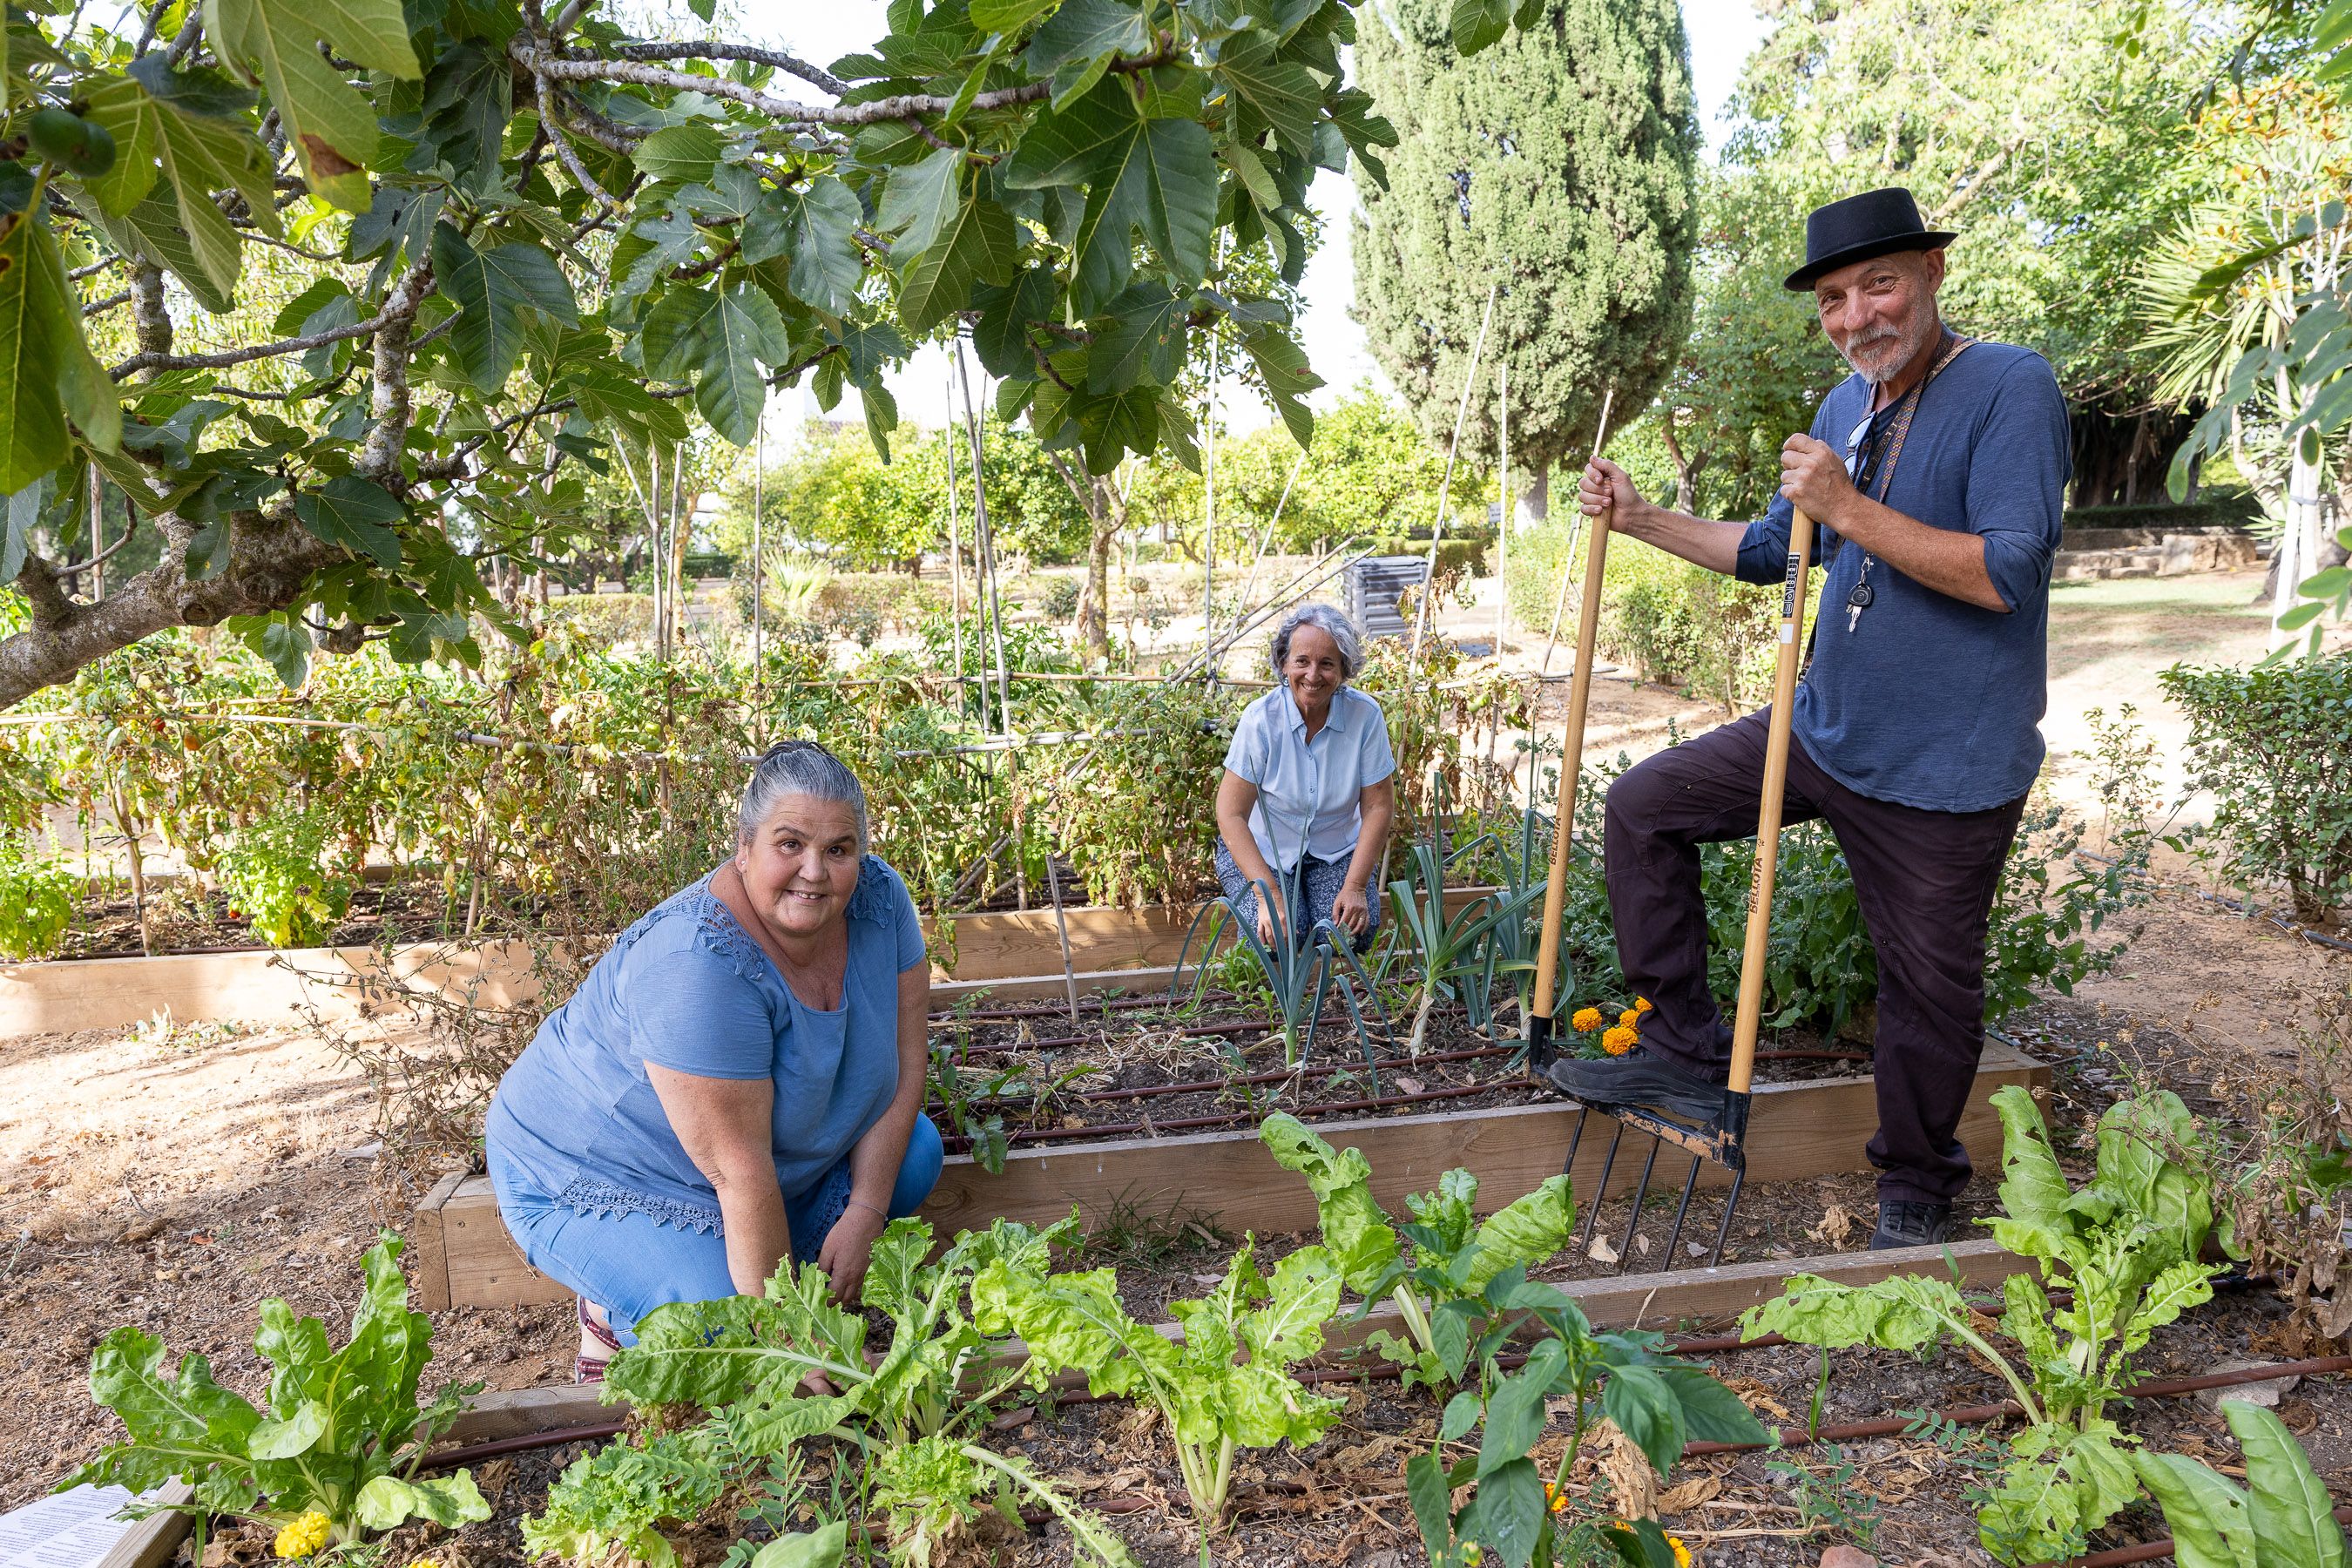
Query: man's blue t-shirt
[[1735, 340, 2071, 813]]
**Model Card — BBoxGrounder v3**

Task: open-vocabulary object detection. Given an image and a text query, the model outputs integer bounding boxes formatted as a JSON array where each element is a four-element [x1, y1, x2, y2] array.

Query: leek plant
[[1169, 855, 1391, 1088], [1383, 831, 1544, 1056]]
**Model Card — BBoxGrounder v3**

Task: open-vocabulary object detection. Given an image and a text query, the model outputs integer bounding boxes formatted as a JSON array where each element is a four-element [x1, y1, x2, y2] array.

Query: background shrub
[[0, 835, 77, 959], [2161, 652, 2352, 921]]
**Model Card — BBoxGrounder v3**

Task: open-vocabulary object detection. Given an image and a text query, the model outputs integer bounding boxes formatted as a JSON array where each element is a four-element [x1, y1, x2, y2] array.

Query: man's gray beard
[[1843, 314, 1931, 384]]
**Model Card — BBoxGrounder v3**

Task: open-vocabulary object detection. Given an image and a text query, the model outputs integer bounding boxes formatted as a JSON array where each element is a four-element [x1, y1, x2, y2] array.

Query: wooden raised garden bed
[[0, 889, 1496, 1037], [409, 1038, 2047, 1311]]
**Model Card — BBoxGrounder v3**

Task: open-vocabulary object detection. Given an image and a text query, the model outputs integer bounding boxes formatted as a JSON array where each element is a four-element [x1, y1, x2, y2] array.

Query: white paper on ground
[[0, 1484, 152, 1568]]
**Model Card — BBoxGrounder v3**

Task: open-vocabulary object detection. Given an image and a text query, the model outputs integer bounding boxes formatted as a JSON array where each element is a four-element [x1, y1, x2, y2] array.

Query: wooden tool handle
[[1727, 507, 1815, 1096], [1530, 504, 1612, 1024]]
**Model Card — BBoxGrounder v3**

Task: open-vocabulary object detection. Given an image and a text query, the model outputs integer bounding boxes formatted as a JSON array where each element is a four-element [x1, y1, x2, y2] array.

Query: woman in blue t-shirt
[[485, 740, 941, 1382]]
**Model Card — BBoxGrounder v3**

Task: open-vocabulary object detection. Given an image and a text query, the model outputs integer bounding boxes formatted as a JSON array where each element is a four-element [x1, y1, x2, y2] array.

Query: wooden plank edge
[[410, 1169, 468, 1315], [91, 1481, 194, 1568]]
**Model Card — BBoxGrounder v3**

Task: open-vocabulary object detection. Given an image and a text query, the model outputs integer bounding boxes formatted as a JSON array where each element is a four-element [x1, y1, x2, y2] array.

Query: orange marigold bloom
[[1601, 1024, 1639, 1056], [1571, 1006, 1604, 1032], [1635, 996, 1654, 1013], [1618, 1008, 1641, 1029]]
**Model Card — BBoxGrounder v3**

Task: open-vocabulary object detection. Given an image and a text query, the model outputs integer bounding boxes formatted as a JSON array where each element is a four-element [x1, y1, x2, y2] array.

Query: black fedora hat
[[1783, 186, 1957, 292]]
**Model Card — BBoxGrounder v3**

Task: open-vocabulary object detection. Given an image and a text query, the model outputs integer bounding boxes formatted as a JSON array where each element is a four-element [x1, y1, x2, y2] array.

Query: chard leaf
[[1740, 1271, 1971, 1354], [1464, 1174, 1575, 1288], [68, 1328, 262, 1495], [246, 1399, 326, 1460], [353, 1470, 492, 1531], [2227, 1401, 2351, 1568], [1403, 1166, 1478, 1272], [2132, 1450, 2255, 1568], [1990, 1083, 2072, 1260], [2120, 1258, 2220, 1355], [1258, 1112, 1400, 1294], [748, 1522, 850, 1568], [2092, 1090, 2212, 1268]]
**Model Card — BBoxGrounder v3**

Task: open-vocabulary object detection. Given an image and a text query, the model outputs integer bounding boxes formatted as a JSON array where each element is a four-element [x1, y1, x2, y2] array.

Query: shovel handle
[[1727, 507, 1815, 1095], [1530, 502, 1612, 1025]]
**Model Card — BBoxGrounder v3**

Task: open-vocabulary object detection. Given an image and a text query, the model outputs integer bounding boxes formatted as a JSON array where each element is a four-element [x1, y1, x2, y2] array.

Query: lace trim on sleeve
[[554, 1175, 726, 1236]]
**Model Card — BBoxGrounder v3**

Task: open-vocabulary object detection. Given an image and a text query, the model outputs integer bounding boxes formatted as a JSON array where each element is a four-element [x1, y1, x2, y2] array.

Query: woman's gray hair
[[1269, 601, 1364, 682], [737, 740, 869, 851]]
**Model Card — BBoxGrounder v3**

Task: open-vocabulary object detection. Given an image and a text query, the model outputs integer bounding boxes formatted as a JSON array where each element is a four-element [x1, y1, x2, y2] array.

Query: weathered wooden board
[[410, 1044, 2045, 1311], [3, 891, 1494, 1037]]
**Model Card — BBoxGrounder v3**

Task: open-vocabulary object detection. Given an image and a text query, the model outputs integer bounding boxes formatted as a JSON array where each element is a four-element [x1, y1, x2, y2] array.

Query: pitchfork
[[1524, 502, 1818, 1270]]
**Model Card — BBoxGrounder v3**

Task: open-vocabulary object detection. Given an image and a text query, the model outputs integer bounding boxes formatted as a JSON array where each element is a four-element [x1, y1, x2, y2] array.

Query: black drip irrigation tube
[[2079, 850, 2352, 956], [929, 1048, 1871, 1152]]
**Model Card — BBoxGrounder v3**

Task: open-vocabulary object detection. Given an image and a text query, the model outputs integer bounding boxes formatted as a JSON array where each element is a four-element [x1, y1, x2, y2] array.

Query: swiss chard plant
[[972, 1237, 1345, 1533], [1406, 1268, 1767, 1568], [605, 1214, 1132, 1568], [1741, 1085, 2230, 1565], [66, 1233, 488, 1557], [1260, 1112, 1577, 1392], [2134, 1400, 2352, 1568]]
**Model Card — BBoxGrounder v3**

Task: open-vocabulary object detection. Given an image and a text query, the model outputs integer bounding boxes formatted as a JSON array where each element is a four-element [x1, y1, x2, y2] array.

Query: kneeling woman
[[486, 741, 941, 1381], [1214, 602, 1396, 950]]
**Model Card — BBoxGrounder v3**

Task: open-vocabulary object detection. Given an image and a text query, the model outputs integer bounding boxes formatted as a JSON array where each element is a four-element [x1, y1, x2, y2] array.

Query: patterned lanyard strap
[[1833, 330, 1974, 637], [1860, 328, 1973, 504]]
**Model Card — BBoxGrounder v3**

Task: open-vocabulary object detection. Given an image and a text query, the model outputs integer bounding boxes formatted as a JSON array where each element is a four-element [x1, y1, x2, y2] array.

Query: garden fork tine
[[1537, 509, 1817, 1272]]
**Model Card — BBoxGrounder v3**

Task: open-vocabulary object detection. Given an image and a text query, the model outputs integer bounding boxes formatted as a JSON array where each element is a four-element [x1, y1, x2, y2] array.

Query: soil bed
[[926, 1002, 1868, 1159]]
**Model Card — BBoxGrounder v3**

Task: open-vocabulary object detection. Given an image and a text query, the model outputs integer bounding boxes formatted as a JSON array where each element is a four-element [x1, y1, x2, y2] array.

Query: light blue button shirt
[[1222, 685, 1397, 871]]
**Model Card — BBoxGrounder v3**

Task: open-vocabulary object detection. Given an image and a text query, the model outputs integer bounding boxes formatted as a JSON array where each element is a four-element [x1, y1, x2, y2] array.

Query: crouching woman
[[1214, 601, 1396, 951], [485, 740, 942, 1382]]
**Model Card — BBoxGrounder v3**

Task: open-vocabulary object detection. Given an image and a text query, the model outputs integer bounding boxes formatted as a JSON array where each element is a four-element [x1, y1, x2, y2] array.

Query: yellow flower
[[1634, 997, 1653, 1014], [1668, 1534, 1693, 1568], [1601, 1024, 1639, 1057], [1543, 1481, 1569, 1514], [274, 1511, 332, 1560], [410, 1560, 443, 1568], [1618, 1008, 1641, 1029], [1461, 1547, 1483, 1567], [1571, 1006, 1603, 1032]]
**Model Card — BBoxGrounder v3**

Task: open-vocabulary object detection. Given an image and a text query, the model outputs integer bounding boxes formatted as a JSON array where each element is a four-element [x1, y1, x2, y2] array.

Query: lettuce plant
[[2135, 1401, 2352, 1568], [972, 1238, 1346, 1532], [1260, 1112, 1576, 1392], [1407, 1268, 1765, 1568], [1741, 1086, 2229, 1565], [66, 1233, 488, 1556], [522, 1426, 731, 1568], [605, 1215, 1132, 1568]]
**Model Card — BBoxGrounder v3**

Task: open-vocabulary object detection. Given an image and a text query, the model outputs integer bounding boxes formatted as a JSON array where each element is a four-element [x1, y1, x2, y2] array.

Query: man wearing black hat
[[1550, 187, 2072, 1251]]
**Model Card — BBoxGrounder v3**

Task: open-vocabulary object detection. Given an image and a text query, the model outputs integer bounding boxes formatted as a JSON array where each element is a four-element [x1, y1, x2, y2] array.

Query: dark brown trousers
[[1601, 708, 2028, 1203]]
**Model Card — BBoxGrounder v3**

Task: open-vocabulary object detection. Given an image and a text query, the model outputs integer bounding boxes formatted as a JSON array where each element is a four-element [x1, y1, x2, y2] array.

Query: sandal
[[575, 1297, 622, 1384]]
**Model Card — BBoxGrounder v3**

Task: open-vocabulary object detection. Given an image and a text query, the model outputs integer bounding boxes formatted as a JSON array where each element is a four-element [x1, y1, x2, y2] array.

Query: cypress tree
[[1352, 0, 1699, 519]]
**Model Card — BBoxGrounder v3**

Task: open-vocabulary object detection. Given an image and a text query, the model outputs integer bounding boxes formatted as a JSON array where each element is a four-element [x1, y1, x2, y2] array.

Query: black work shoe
[[1869, 1200, 1956, 1251], [1542, 1047, 1727, 1123]]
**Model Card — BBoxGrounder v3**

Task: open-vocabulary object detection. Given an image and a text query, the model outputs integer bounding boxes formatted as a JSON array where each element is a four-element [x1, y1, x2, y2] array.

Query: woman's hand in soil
[[818, 1201, 889, 1303], [1330, 884, 1370, 936]]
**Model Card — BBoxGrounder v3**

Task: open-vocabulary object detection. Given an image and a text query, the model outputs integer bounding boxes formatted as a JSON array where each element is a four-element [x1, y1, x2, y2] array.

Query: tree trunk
[[1516, 467, 1548, 527], [1080, 488, 1118, 663]]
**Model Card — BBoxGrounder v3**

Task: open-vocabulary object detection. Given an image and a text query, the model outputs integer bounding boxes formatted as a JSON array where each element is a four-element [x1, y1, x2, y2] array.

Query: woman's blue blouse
[[484, 855, 926, 1233]]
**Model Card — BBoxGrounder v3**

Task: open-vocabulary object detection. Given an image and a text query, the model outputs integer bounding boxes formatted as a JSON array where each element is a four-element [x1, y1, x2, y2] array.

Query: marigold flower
[[274, 1511, 332, 1560], [1668, 1535, 1692, 1568], [1571, 1006, 1604, 1032], [1634, 997, 1653, 1014], [1601, 1024, 1639, 1056], [1618, 1008, 1641, 1029], [1543, 1481, 1569, 1514]]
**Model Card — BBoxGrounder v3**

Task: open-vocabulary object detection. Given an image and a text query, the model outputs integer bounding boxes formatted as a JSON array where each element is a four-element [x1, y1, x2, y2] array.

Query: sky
[[748, 0, 1776, 442]]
